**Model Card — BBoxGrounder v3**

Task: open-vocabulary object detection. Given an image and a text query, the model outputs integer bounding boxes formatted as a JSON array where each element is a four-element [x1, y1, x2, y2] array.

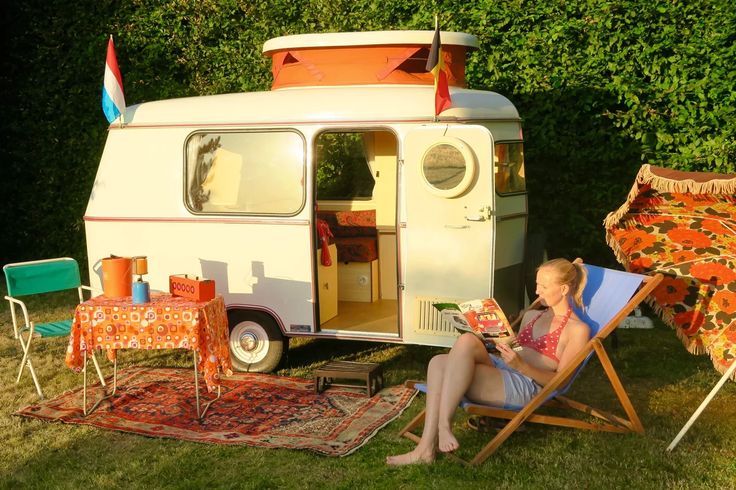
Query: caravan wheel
[[228, 311, 286, 373]]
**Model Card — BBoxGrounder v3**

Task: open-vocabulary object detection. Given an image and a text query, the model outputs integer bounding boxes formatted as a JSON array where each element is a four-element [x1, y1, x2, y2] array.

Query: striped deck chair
[[397, 261, 663, 466]]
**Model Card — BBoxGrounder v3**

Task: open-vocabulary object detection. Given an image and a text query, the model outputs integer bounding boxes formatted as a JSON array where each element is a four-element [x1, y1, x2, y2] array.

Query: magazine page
[[434, 299, 521, 351], [437, 307, 473, 333]]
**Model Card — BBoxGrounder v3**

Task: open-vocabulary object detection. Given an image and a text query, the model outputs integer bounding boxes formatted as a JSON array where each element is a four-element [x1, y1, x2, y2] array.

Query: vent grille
[[414, 297, 459, 335]]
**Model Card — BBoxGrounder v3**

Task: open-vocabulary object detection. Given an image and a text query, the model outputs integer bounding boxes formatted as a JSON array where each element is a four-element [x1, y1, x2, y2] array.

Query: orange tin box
[[169, 274, 216, 302]]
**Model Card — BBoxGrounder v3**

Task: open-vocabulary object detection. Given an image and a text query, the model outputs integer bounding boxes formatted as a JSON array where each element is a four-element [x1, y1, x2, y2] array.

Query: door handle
[[464, 215, 485, 222], [465, 206, 492, 222]]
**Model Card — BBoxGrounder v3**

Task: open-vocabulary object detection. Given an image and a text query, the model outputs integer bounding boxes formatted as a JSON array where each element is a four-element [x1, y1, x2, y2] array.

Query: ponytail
[[570, 262, 587, 309], [539, 258, 588, 309]]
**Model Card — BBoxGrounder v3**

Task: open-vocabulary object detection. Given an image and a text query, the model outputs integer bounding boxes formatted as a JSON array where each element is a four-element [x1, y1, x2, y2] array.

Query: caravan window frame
[[493, 140, 526, 196], [183, 129, 307, 217], [419, 136, 477, 198]]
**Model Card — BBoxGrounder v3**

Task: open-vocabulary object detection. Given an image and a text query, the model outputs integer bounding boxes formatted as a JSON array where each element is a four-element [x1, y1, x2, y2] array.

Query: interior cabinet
[[318, 244, 338, 323]]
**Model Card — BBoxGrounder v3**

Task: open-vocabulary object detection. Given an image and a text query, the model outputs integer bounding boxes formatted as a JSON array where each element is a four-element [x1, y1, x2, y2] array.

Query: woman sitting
[[386, 258, 589, 465]]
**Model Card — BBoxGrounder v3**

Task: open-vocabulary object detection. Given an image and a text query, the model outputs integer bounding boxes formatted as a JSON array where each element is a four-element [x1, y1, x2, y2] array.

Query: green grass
[[1, 292, 735, 489]]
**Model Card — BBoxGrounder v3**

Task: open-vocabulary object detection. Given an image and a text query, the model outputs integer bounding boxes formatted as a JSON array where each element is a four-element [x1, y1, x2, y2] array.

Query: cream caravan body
[[85, 31, 531, 372]]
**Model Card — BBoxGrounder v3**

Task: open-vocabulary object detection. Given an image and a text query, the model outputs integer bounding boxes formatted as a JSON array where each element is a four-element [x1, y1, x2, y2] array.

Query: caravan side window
[[494, 142, 526, 194], [185, 131, 305, 215]]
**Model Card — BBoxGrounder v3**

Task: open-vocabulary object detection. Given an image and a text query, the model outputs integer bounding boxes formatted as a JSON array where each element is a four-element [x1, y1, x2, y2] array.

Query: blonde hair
[[539, 258, 588, 309]]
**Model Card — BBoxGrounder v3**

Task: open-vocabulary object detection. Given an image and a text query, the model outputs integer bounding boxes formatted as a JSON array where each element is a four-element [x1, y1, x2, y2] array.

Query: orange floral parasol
[[605, 164, 736, 380]]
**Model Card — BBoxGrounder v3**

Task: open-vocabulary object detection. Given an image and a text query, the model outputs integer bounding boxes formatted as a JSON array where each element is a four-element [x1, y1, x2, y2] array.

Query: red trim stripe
[[84, 216, 309, 225]]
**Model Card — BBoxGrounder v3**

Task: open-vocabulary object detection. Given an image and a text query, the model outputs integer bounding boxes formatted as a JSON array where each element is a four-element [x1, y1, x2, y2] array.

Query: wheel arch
[[226, 304, 288, 335]]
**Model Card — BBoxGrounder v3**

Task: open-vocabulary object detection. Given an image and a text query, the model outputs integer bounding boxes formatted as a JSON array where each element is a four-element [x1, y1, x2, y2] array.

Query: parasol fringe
[[712, 357, 736, 382], [603, 165, 649, 230], [639, 163, 736, 194], [645, 297, 736, 381], [603, 163, 736, 230], [711, 359, 736, 381], [606, 236, 633, 270]]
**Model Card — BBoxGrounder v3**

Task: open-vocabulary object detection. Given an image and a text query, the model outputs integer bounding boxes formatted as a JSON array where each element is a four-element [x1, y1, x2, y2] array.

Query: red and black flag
[[426, 23, 451, 115]]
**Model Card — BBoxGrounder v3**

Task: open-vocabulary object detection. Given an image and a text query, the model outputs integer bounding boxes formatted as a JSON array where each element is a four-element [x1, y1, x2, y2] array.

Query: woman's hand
[[496, 342, 524, 371]]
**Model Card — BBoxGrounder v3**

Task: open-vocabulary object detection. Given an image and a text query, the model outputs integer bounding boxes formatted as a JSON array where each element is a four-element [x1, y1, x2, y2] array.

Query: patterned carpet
[[15, 367, 416, 456]]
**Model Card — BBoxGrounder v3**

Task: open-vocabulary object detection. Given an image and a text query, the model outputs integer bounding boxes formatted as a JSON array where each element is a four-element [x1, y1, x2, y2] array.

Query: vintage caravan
[[85, 31, 531, 372]]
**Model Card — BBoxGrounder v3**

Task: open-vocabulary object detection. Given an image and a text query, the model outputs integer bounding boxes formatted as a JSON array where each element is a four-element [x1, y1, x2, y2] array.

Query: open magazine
[[433, 298, 522, 352]]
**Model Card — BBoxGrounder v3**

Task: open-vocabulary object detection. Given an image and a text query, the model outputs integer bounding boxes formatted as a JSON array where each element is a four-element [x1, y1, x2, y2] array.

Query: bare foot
[[386, 448, 435, 466], [438, 427, 459, 453]]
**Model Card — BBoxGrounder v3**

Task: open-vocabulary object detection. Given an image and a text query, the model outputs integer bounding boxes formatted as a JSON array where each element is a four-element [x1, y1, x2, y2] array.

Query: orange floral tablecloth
[[65, 293, 232, 391]]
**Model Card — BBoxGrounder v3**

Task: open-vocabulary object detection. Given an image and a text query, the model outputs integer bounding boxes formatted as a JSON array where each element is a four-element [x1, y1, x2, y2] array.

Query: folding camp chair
[[397, 261, 663, 466], [3, 257, 106, 398]]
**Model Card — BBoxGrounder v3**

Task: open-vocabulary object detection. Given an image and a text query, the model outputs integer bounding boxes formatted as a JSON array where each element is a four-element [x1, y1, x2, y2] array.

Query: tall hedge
[[1, 0, 734, 267]]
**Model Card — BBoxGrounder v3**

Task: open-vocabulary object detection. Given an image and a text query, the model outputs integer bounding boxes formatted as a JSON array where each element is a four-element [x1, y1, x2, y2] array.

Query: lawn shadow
[[278, 337, 445, 386]]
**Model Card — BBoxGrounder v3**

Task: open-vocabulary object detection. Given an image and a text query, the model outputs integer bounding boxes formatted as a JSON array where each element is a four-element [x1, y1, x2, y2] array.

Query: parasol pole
[[666, 358, 736, 451]]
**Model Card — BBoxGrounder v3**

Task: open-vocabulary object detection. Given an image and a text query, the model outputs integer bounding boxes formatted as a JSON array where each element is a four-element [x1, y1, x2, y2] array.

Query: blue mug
[[132, 280, 150, 304]]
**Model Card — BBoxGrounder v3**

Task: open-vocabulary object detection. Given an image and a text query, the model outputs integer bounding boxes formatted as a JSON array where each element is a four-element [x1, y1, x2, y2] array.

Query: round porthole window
[[420, 137, 476, 198]]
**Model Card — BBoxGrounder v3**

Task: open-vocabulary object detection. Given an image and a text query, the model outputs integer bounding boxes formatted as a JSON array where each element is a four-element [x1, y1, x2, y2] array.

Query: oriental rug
[[15, 367, 416, 456]]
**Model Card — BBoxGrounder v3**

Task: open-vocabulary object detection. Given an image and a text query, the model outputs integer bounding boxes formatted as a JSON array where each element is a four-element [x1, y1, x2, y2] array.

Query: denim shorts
[[489, 355, 542, 410]]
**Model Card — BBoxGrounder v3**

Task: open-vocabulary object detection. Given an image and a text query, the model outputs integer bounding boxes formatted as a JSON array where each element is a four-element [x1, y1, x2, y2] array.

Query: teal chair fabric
[[5, 259, 81, 297]]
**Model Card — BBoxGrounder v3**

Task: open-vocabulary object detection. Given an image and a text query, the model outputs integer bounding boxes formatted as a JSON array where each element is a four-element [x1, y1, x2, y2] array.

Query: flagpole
[[433, 14, 439, 123], [112, 35, 125, 128]]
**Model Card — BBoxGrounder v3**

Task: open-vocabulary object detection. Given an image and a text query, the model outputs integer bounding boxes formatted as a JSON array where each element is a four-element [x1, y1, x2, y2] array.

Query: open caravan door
[[401, 125, 495, 346]]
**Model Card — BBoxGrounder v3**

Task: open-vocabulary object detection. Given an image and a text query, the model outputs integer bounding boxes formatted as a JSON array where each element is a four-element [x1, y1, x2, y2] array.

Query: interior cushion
[[335, 237, 378, 262], [335, 209, 376, 227]]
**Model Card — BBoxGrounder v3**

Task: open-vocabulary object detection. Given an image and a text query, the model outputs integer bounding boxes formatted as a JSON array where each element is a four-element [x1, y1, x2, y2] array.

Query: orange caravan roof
[[262, 31, 478, 90]]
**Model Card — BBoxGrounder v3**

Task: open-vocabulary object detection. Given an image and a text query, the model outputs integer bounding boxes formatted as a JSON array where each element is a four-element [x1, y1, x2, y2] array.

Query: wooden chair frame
[[397, 262, 663, 466]]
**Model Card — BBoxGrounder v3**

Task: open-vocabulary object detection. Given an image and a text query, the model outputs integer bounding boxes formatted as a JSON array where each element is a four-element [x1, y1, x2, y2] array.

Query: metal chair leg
[[27, 361, 42, 399], [16, 323, 43, 398], [8, 302, 19, 339], [16, 327, 31, 382]]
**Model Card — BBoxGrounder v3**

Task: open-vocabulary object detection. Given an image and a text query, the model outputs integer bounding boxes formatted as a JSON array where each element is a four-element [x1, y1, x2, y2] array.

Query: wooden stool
[[314, 360, 384, 397]]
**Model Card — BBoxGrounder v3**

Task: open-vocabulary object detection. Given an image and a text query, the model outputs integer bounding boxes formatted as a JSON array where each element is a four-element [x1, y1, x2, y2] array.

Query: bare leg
[[387, 333, 506, 464], [436, 333, 501, 452], [386, 353, 449, 465]]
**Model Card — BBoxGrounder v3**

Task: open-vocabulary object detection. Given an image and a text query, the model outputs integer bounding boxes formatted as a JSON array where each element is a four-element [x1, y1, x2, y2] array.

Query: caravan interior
[[314, 130, 399, 336]]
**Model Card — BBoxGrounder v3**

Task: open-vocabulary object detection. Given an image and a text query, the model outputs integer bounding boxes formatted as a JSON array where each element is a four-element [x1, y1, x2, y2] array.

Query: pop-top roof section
[[262, 30, 479, 90]]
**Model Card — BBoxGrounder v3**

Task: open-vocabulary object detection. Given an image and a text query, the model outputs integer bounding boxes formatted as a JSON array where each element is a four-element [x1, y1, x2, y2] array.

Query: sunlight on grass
[[1, 292, 735, 488]]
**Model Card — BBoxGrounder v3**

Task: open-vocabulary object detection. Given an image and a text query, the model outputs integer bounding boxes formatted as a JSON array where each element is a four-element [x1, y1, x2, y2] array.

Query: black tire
[[227, 310, 287, 373], [524, 231, 548, 303]]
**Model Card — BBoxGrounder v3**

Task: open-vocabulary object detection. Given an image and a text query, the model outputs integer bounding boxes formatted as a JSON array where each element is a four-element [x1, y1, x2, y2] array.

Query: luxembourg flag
[[102, 35, 126, 124]]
